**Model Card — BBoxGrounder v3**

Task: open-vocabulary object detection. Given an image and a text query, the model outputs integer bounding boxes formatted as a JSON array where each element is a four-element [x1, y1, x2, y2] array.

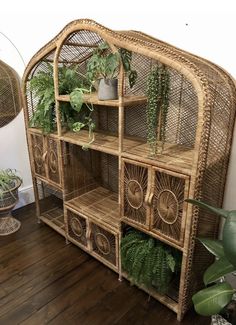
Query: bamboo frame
[[21, 19, 236, 322]]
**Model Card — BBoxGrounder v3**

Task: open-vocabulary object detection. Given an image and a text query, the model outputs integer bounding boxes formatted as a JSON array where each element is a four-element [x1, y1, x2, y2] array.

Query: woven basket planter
[[0, 178, 21, 235]]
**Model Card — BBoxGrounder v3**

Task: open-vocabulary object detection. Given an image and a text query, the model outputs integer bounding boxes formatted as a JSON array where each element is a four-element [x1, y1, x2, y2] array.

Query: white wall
[[0, 0, 235, 209]]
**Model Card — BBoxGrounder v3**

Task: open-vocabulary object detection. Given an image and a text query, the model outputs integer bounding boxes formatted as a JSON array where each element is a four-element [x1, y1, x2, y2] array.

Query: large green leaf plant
[[30, 63, 93, 134], [186, 199, 236, 319]]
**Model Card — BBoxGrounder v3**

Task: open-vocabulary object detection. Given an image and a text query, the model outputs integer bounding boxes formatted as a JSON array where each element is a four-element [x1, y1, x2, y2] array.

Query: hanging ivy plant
[[146, 64, 170, 156]]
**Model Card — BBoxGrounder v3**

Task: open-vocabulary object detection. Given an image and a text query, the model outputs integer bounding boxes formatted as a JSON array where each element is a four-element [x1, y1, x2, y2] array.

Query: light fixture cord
[[0, 31, 26, 67]]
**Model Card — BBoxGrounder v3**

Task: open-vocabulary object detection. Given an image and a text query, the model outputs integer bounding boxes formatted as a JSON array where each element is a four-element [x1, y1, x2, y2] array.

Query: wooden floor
[[0, 203, 210, 325]]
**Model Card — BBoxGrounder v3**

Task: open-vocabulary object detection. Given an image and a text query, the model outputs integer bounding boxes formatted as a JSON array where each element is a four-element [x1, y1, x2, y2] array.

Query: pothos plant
[[186, 199, 236, 324], [30, 63, 95, 148], [86, 42, 137, 88], [121, 228, 181, 294], [0, 169, 22, 200], [146, 64, 170, 156]]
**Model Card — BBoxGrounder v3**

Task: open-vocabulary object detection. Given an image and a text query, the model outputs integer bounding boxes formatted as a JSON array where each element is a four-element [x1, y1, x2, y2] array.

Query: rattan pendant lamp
[[0, 32, 24, 235], [0, 59, 22, 128]]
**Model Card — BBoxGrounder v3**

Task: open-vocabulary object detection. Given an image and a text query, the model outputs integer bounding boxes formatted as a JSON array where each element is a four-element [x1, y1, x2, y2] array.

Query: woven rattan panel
[[180, 59, 236, 314], [36, 178, 63, 216], [124, 54, 198, 147], [47, 137, 60, 184], [123, 161, 148, 226], [93, 105, 118, 135], [36, 179, 62, 199], [152, 170, 187, 243], [58, 30, 103, 82], [30, 133, 46, 178], [63, 144, 118, 199], [67, 209, 88, 248], [0, 60, 22, 127], [91, 222, 117, 266]]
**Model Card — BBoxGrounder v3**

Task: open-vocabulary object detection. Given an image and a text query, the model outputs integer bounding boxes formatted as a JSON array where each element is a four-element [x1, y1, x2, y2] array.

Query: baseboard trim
[[14, 185, 35, 209]]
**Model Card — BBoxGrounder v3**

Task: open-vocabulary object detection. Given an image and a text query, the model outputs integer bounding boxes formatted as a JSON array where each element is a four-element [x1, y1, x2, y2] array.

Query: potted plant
[[0, 169, 22, 235], [86, 42, 137, 100], [121, 228, 181, 294], [186, 199, 236, 325]]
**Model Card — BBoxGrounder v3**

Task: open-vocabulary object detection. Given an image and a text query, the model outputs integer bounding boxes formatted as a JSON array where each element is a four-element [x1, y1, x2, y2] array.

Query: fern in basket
[[121, 229, 181, 294]]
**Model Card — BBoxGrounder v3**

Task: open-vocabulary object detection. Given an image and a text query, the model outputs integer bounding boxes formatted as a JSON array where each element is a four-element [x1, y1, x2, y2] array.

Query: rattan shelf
[[57, 93, 146, 107], [39, 207, 65, 236], [122, 139, 194, 175], [61, 130, 119, 155], [22, 19, 236, 321], [66, 187, 120, 231], [122, 271, 179, 313]]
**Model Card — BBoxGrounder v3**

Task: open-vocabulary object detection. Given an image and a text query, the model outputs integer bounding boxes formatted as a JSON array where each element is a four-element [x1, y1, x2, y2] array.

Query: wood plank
[[70, 281, 144, 325], [0, 229, 60, 282], [20, 266, 118, 324], [0, 250, 93, 322], [57, 93, 146, 107]]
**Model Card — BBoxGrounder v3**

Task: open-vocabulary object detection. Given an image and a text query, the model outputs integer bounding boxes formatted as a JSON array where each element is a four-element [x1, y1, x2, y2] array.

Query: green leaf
[[223, 212, 236, 267], [198, 238, 224, 258], [192, 282, 234, 316], [166, 253, 175, 272], [98, 42, 109, 50], [70, 89, 83, 112], [203, 256, 235, 285], [186, 199, 229, 219], [128, 70, 138, 89], [72, 122, 85, 132]]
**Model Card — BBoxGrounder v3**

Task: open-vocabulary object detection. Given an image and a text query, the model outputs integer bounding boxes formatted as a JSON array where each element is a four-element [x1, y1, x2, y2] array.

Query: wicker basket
[[0, 178, 21, 235]]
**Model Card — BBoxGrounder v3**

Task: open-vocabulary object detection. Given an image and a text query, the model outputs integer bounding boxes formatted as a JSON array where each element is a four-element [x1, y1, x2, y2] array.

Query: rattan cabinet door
[[30, 133, 61, 186], [151, 167, 189, 246], [30, 133, 46, 178], [90, 222, 118, 270], [46, 137, 61, 185], [122, 159, 151, 229], [66, 209, 88, 249]]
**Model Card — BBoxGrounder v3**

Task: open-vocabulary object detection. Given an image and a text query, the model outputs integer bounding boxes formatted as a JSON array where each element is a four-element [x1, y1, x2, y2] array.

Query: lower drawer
[[67, 209, 88, 249], [90, 222, 119, 269]]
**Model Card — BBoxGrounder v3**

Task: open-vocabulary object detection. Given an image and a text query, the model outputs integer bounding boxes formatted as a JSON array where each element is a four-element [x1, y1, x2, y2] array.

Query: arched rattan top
[[22, 18, 236, 192]]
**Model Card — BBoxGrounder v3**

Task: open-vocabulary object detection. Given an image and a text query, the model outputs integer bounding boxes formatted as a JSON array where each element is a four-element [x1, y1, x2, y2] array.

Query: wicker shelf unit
[[22, 19, 236, 321]]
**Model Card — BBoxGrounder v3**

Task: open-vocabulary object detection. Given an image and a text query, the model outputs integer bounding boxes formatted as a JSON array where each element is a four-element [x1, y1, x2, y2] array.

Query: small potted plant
[[0, 169, 22, 235], [86, 42, 137, 100], [186, 199, 236, 325]]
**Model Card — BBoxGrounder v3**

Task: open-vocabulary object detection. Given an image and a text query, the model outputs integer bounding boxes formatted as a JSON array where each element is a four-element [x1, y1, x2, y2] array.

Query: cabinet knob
[[42, 151, 48, 162]]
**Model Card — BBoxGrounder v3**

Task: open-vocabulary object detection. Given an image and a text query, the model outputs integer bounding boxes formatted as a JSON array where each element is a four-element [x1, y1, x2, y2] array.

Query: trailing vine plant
[[146, 64, 170, 156], [121, 228, 181, 294]]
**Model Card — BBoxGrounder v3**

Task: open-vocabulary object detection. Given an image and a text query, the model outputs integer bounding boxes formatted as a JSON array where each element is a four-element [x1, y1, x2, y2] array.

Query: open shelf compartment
[[61, 102, 119, 155], [36, 178, 65, 236], [62, 143, 120, 230], [120, 223, 181, 314]]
